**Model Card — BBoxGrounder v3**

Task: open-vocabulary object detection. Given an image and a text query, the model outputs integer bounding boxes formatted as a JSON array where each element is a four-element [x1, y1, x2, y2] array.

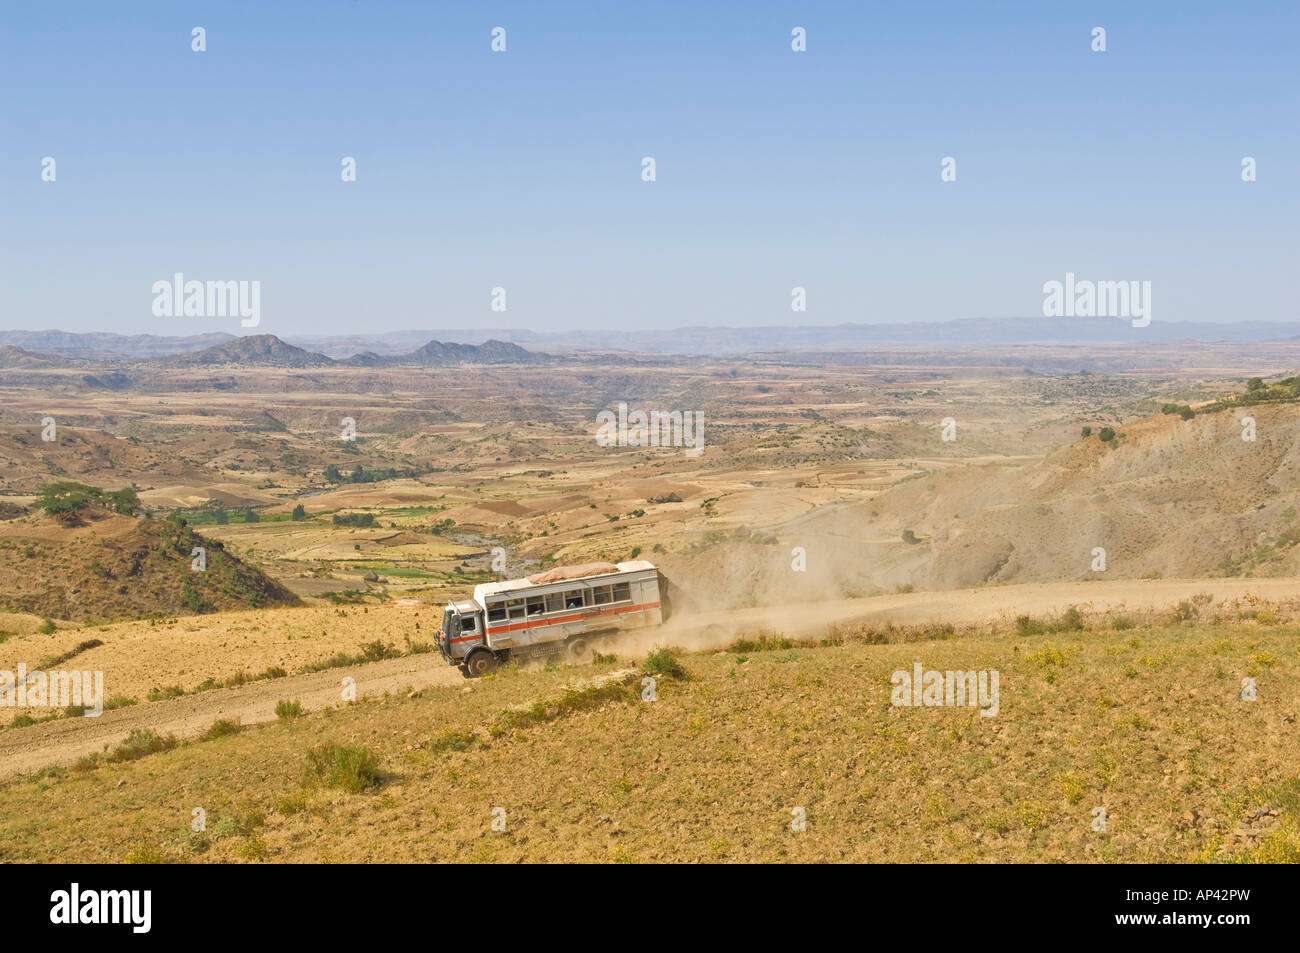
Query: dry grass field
[[1, 613, 1297, 863]]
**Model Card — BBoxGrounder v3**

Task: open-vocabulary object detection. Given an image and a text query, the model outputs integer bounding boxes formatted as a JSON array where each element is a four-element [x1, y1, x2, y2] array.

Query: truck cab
[[436, 601, 491, 675]]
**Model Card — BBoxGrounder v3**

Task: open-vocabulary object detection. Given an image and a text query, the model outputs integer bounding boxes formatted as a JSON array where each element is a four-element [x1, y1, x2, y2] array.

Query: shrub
[[235, 835, 267, 861], [1097, 426, 1115, 442], [430, 727, 478, 753], [304, 743, 382, 793], [203, 719, 243, 741], [275, 700, 304, 720], [1015, 615, 1045, 636], [643, 646, 687, 680], [37, 618, 56, 635], [901, 529, 919, 544], [1056, 606, 1085, 632], [333, 512, 376, 528], [360, 640, 398, 662], [109, 729, 178, 763], [1080, 426, 1092, 437]]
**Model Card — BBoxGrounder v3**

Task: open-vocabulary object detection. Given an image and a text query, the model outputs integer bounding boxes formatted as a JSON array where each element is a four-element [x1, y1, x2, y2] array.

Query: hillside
[[2, 610, 1297, 862], [0, 346, 55, 368], [0, 426, 209, 495], [660, 391, 1300, 611], [0, 330, 236, 360], [901, 398, 1300, 588], [165, 334, 335, 368], [0, 507, 300, 621]]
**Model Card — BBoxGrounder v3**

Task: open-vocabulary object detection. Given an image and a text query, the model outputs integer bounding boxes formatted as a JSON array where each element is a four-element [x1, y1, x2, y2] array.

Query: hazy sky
[[3, 1, 1296, 336]]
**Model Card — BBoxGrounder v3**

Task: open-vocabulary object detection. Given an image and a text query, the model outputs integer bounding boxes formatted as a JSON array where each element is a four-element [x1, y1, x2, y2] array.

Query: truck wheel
[[566, 638, 592, 663], [463, 649, 497, 678]]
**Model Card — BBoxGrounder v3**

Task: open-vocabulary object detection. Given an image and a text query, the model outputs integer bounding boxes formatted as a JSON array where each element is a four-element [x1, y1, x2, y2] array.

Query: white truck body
[[437, 560, 668, 675]]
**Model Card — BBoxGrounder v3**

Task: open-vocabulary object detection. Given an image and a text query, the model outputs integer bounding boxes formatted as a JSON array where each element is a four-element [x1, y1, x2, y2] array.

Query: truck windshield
[[441, 608, 454, 636]]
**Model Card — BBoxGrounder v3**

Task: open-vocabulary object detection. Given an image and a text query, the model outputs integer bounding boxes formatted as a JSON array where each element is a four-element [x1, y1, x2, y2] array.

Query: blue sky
[[2, 1, 1296, 335]]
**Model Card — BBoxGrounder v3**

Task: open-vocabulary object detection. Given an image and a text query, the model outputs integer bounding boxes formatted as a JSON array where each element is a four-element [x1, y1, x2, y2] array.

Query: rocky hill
[[165, 334, 334, 368], [0, 507, 300, 621]]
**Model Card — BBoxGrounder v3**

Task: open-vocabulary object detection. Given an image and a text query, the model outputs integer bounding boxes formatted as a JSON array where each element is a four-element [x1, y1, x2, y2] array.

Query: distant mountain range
[[3, 317, 1300, 362], [164, 334, 541, 368], [290, 317, 1300, 355], [0, 330, 237, 360]]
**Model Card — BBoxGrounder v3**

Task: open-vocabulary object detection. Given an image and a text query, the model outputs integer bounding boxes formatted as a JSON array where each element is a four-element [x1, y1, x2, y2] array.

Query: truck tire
[[463, 649, 497, 678], [566, 637, 592, 663]]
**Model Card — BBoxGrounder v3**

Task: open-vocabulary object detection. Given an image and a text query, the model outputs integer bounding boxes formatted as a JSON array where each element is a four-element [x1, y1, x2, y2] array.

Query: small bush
[[429, 727, 478, 753], [109, 729, 178, 763], [1015, 615, 1045, 636], [643, 646, 688, 680], [203, 719, 243, 741], [304, 743, 382, 793], [275, 699, 304, 720], [1055, 606, 1085, 632], [1097, 426, 1115, 442], [360, 640, 398, 662], [729, 633, 795, 654], [235, 835, 267, 861]]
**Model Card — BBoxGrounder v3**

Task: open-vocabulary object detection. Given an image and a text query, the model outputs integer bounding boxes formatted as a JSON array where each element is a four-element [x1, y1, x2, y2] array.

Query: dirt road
[[0, 655, 466, 778], [2, 576, 1294, 778]]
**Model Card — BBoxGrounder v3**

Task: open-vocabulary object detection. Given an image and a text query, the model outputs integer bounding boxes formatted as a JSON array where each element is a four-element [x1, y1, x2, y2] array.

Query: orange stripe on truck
[[486, 601, 660, 635]]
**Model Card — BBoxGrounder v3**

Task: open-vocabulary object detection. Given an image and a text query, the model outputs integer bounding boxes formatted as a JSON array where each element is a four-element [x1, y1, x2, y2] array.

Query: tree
[[292, 504, 307, 521], [1098, 427, 1115, 442], [34, 482, 138, 522], [35, 482, 98, 522], [323, 464, 341, 483], [103, 487, 140, 515], [1080, 426, 1092, 438], [1247, 377, 1265, 392]]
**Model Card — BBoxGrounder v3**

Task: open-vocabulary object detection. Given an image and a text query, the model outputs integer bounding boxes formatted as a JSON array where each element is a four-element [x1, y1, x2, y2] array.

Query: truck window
[[487, 603, 506, 623], [545, 593, 564, 613], [564, 590, 583, 609], [613, 582, 631, 602], [593, 585, 613, 605], [506, 598, 526, 620], [526, 597, 545, 616]]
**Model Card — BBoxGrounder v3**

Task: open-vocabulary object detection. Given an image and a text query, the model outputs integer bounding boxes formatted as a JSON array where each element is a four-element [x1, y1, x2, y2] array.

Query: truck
[[436, 560, 671, 677]]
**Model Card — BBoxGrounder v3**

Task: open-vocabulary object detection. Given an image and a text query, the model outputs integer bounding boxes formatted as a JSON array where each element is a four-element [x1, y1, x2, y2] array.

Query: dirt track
[[0, 655, 466, 778], [2, 576, 1295, 778]]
